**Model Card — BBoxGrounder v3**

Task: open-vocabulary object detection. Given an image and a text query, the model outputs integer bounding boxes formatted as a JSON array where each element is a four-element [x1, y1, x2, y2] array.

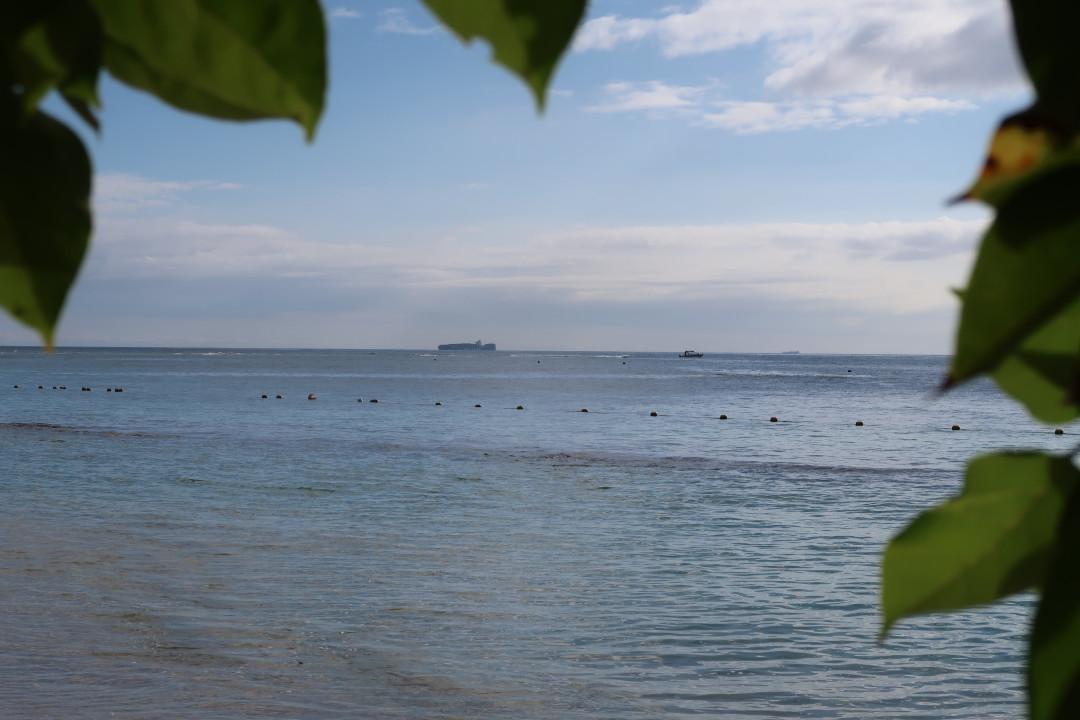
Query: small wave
[[0, 422, 164, 439]]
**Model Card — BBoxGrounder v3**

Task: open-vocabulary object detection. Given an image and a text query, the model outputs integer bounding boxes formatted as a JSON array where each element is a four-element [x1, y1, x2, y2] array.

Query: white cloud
[[94, 173, 242, 215], [701, 94, 974, 133], [574, 0, 1026, 133], [377, 8, 439, 35], [586, 80, 708, 113], [573, 15, 655, 51], [575, 0, 1025, 97], [87, 215, 985, 316], [329, 7, 361, 20], [838, 95, 975, 119], [701, 101, 835, 133]]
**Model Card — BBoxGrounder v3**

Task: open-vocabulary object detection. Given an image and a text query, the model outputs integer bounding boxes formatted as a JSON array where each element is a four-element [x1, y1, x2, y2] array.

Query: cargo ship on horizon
[[437, 340, 496, 351]]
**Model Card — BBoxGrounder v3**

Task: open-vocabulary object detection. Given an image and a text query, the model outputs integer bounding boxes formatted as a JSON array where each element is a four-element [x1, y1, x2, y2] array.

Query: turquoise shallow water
[[0, 348, 1064, 718]]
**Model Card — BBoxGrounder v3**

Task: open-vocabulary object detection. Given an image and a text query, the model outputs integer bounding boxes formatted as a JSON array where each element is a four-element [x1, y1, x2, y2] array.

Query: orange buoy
[[261, 394, 268, 398], [275, 394, 282, 399], [516, 405, 524, 410], [370, 398, 378, 403], [719, 414, 728, 420], [308, 393, 317, 400], [435, 402, 441, 406], [769, 416, 778, 422], [855, 421, 864, 426], [951, 425, 960, 431], [581, 408, 589, 413], [475, 404, 482, 408], [1055, 428, 1064, 435], [650, 411, 658, 417]]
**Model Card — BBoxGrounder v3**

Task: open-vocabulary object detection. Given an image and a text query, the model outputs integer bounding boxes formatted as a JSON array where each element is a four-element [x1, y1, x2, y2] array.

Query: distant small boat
[[781, 350, 800, 355], [679, 350, 703, 358]]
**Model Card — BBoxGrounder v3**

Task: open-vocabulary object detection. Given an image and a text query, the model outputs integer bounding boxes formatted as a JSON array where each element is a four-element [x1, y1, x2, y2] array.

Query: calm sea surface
[[0, 348, 1064, 719]]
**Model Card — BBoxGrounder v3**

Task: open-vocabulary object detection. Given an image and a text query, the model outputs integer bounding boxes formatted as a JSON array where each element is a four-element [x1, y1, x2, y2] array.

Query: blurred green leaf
[[1030, 488, 1080, 720], [0, 110, 91, 348], [420, 0, 586, 111], [950, 163, 1080, 384], [992, 296, 1080, 424], [881, 452, 1078, 638], [92, 0, 325, 139], [6, 0, 102, 120], [1010, 0, 1080, 130], [60, 91, 100, 132]]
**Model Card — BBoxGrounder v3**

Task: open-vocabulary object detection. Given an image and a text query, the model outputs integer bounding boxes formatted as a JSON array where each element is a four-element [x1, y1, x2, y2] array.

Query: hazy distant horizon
[[1, 344, 949, 357]]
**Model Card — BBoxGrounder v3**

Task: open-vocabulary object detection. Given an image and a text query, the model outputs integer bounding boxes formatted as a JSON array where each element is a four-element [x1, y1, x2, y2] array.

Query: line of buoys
[[22, 385, 127, 391], [14, 380, 1017, 436]]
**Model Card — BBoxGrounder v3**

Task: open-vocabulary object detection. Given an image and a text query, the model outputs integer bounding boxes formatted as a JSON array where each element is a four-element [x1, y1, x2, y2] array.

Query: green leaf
[[0, 110, 92, 348], [1010, 0, 1080, 130], [420, 0, 586, 111], [992, 294, 1080, 424], [881, 452, 1078, 638], [91, 0, 325, 140], [9, 0, 102, 118], [950, 163, 1080, 384], [1030, 487, 1080, 720], [60, 91, 100, 133]]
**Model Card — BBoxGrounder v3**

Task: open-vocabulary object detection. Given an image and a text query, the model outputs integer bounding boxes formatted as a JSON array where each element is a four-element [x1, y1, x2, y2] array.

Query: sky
[[2, 0, 1033, 352]]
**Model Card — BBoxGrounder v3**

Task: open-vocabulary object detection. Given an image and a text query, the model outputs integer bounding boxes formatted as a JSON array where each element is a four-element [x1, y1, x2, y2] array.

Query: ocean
[[0, 348, 1061, 719]]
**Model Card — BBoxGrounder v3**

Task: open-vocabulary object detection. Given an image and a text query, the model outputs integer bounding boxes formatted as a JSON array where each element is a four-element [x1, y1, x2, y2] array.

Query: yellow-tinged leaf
[[956, 109, 1061, 207]]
